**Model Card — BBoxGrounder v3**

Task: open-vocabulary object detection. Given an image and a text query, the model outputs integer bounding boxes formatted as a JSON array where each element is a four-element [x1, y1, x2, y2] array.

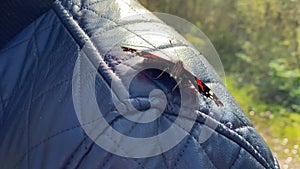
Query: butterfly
[[120, 45, 224, 107]]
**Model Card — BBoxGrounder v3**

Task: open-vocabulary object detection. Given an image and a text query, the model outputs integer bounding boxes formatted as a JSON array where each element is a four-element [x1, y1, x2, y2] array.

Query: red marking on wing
[[194, 76, 224, 107], [143, 53, 161, 59], [195, 77, 204, 91]]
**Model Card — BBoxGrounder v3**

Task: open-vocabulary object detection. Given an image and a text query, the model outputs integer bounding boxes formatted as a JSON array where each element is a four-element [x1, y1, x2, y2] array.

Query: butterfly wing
[[121, 46, 224, 107], [194, 76, 224, 107], [121, 46, 172, 62]]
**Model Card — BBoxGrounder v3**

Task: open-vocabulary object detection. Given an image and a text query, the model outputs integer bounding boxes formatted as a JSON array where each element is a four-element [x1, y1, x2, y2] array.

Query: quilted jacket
[[0, 0, 280, 168]]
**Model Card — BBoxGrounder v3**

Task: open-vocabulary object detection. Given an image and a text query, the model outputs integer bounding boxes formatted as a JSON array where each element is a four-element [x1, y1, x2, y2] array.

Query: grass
[[225, 75, 300, 169]]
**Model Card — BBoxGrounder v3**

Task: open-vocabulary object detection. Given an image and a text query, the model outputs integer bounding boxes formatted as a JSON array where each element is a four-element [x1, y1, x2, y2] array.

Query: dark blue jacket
[[0, 0, 280, 168]]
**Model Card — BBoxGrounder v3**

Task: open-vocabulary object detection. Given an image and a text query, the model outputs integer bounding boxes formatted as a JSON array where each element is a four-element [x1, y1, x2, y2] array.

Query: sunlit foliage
[[140, 0, 300, 113], [139, 1, 300, 167]]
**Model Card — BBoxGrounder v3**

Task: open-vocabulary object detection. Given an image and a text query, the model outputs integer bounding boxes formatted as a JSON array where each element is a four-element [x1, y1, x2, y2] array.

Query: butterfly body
[[121, 46, 224, 107]]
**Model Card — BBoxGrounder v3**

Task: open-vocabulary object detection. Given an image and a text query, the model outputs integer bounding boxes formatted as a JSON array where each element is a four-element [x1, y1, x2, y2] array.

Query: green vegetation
[[140, 0, 300, 167], [226, 75, 300, 168], [140, 0, 300, 113]]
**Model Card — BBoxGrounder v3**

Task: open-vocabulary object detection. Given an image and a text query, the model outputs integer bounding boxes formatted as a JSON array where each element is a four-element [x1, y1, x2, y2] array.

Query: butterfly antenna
[[169, 39, 181, 58]]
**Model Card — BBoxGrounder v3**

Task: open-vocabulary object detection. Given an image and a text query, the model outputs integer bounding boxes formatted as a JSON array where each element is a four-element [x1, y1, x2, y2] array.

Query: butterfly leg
[[154, 67, 169, 79], [172, 78, 183, 92]]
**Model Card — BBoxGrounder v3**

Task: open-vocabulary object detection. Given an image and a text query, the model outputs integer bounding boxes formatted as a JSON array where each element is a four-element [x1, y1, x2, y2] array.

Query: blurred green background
[[139, 0, 300, 168]]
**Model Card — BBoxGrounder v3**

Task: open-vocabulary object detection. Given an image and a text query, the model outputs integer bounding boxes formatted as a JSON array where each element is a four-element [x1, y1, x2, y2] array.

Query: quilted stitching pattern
[[0, 0, 279, 169]]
